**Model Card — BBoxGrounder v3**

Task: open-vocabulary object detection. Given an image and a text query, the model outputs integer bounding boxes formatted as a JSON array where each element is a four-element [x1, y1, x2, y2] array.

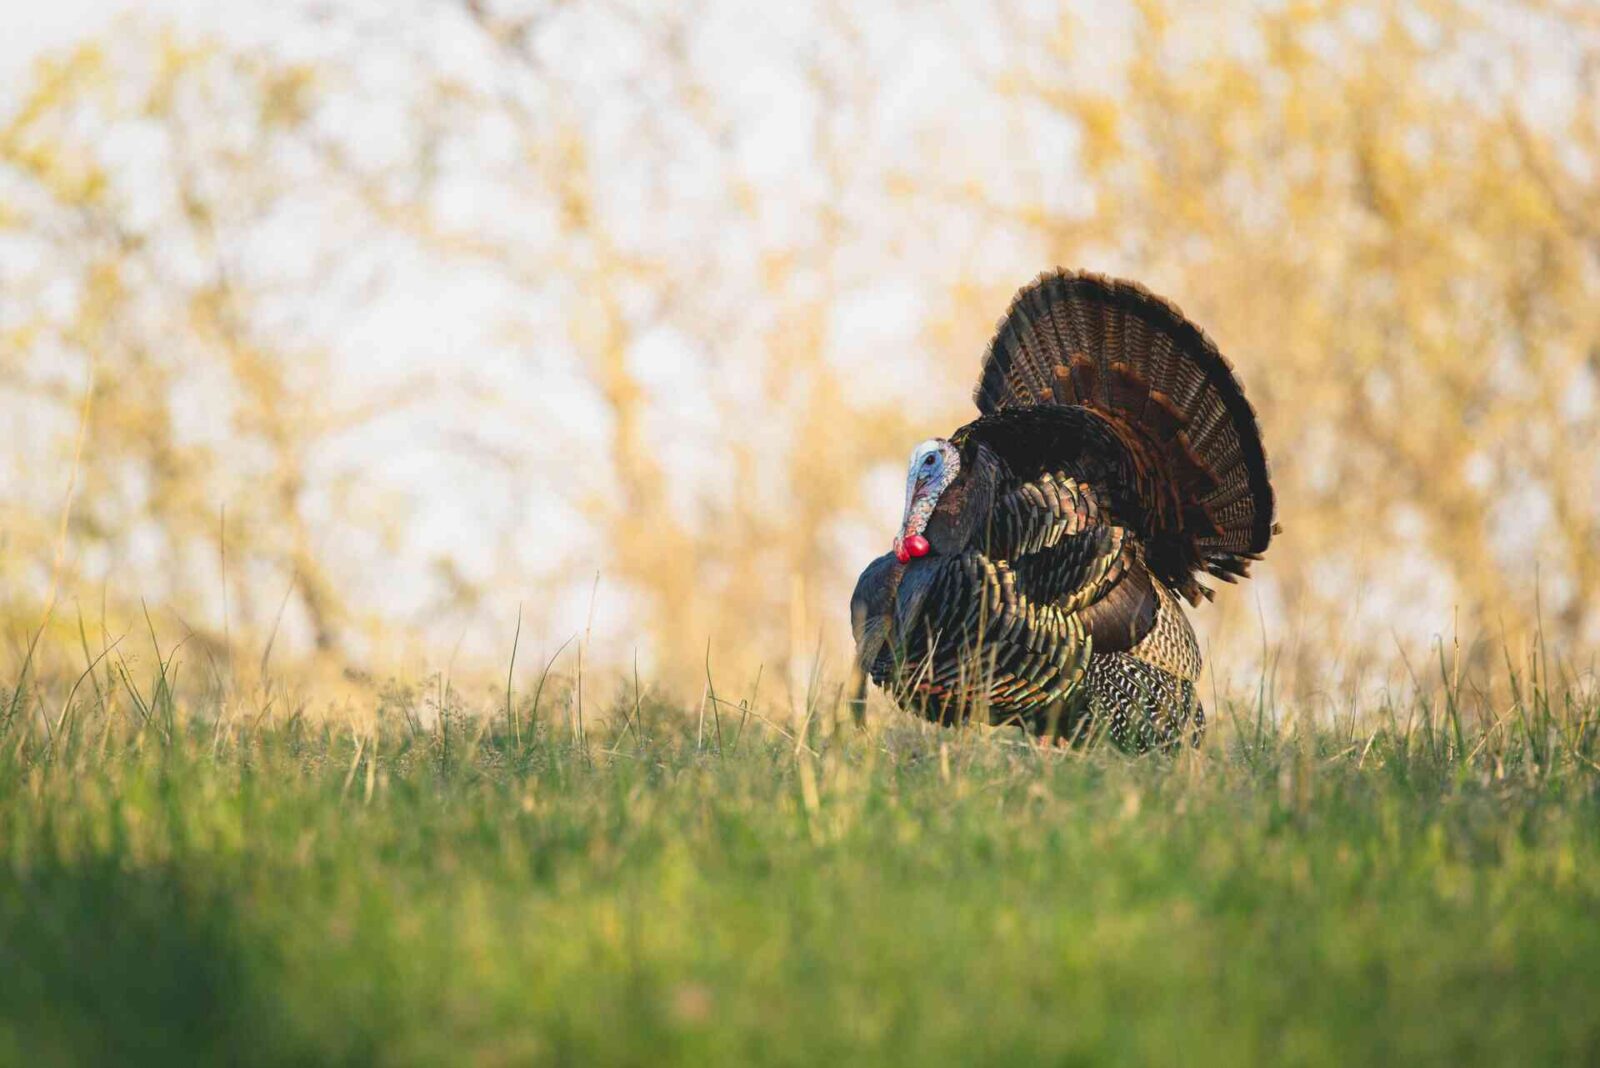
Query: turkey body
[[849, 271, 1276, 751]]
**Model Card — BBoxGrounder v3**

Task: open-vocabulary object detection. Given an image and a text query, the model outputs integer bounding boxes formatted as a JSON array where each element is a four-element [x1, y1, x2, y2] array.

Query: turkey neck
[[922, 441, 1004, 554]]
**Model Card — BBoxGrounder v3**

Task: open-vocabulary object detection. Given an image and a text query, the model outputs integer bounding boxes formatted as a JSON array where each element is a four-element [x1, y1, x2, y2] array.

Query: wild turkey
[[849, 270, 1276, 751]]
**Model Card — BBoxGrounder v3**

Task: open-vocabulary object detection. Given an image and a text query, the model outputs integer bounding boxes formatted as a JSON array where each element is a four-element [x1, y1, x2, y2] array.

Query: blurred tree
[[1007, 0, 1600, 685], [0, 35, 446, 677], [2, 0, 1596, 702]]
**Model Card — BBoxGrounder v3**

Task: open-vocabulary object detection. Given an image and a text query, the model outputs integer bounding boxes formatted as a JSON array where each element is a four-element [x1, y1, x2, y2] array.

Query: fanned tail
[[974, 269, 1276, 602]]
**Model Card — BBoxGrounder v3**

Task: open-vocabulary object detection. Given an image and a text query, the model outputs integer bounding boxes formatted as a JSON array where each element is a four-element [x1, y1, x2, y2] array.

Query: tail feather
[[974, 269, 1275, 601]]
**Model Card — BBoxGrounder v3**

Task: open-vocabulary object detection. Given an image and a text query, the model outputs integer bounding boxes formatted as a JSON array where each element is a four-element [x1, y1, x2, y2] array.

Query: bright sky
[[8, 1, 170, 77]]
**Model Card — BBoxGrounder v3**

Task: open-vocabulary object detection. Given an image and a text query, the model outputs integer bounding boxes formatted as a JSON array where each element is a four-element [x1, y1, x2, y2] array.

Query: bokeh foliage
[[2, 1, 1597, 698]]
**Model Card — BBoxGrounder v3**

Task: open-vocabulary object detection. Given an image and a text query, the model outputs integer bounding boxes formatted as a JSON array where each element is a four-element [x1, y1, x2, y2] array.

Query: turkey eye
[[922, 454, 937, 467]]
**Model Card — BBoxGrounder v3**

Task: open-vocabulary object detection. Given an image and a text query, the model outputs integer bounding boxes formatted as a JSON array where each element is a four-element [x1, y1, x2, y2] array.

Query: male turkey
[[849, 270, 1276, 751]]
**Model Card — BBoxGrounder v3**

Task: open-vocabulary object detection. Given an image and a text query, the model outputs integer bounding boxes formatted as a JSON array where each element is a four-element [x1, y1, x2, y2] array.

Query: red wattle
[[895, 543, 911, 564], [904, 535, 931, 559]]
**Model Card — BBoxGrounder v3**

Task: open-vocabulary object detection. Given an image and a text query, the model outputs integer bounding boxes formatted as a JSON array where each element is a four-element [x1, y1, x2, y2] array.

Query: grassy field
[[3, 663, 1600, 1066]]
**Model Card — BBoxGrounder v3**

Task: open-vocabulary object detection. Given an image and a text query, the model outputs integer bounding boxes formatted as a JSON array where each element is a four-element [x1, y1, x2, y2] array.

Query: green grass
[[2, 665, 1600, 1066]]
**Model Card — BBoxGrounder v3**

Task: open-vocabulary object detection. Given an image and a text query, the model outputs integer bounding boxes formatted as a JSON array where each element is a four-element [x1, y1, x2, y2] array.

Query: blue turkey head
[[895, 438, 961, 562]]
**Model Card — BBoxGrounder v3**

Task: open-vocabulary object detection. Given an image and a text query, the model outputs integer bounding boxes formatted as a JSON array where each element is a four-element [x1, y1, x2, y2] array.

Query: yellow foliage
[[2, 3, 1597, 703]]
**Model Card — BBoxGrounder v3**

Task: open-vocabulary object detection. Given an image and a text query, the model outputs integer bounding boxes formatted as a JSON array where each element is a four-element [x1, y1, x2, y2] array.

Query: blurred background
[[3, 0, 1598, 710]]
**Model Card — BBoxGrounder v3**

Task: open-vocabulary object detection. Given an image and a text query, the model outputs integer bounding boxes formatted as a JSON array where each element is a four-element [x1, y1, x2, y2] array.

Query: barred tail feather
[[974, 269, 1276, 600]]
